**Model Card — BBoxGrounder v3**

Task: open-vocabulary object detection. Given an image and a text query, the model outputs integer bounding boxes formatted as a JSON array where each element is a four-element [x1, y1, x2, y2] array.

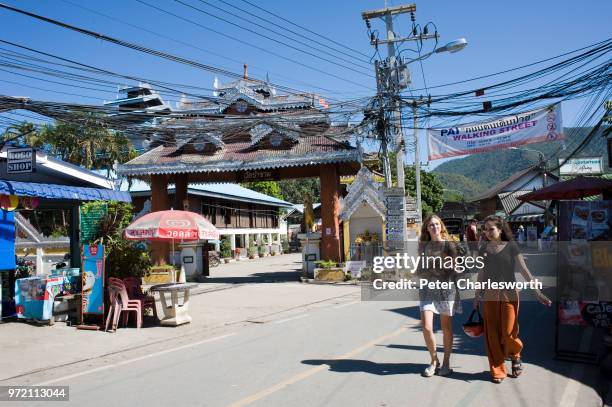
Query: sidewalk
[[0, 254, 359, 382]]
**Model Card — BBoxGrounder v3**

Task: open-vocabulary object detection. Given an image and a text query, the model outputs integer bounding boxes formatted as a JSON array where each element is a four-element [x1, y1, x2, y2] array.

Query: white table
[[150, 283, 197, 326]]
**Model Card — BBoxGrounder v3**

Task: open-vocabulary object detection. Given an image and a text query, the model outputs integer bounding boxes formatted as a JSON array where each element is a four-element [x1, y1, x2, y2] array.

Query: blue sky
[[0, 0, 610, 169]]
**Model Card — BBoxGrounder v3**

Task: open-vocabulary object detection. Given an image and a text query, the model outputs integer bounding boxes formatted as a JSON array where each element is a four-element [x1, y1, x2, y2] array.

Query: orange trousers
[[483, 299, 523, 379]]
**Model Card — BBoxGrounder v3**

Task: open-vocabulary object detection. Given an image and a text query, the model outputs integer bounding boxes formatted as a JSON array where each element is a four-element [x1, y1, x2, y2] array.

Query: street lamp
[[410, 38, 468, 228], [509, 146, 546, 169]]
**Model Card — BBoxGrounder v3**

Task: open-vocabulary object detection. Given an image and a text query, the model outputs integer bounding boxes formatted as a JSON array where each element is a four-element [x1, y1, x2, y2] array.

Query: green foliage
[[404, 167, 444, 218], [81, 201, 151, 279], [257, 245, 266, 255], [1, 117, 136, 170], [220, 237, 232, 258], [247, 239, 256, 257], [242, 181, 284, 200], [281, 235, 289, 253], [435, 172, 485, 201], [278, 179, 320, 204], [314, 260, 338, 269]]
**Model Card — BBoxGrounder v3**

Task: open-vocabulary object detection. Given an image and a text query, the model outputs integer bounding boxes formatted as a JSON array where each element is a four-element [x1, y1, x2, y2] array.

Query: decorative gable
[[340, 167, 386, 221], [249, 123, 299, 149]]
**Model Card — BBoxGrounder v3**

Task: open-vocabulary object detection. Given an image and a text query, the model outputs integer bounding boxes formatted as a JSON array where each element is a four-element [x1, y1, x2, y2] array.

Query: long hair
[[420, 215, 450, 242], [483, 215, 514, 241]]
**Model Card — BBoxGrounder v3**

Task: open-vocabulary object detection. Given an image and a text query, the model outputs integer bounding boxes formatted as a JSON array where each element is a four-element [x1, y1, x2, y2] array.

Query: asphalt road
[[2, 253, 606, 407]]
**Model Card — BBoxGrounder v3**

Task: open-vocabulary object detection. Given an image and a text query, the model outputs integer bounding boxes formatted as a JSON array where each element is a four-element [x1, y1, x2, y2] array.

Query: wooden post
[[174, 175, 188, 210], [151, 174, 170, 265], [319, 164, 341, 262]]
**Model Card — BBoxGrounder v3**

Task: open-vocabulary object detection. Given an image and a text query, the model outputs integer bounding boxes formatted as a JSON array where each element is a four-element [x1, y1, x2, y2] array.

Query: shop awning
[[506, 213, 545, 223], [0, 180, 131, 203]]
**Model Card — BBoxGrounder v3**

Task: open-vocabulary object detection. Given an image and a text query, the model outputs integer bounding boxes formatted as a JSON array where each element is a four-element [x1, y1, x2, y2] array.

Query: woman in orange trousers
[[474, 216, 551, 383]]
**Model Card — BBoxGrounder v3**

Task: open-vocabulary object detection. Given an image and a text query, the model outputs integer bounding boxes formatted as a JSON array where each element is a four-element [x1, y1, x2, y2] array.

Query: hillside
[[432, 127, 608, 200]]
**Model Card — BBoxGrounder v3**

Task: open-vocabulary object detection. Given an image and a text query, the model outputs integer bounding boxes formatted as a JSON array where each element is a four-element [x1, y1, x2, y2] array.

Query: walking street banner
[[427, 104, 563, 160]]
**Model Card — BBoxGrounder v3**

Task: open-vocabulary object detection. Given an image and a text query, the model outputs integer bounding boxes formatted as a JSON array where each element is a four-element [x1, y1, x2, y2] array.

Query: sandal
[[511, 358, 523, 378]]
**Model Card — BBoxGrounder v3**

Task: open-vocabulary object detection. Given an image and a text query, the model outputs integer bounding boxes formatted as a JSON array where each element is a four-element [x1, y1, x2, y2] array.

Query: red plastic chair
[[107, 277, 142, 329], [123, 277, 157, 320]]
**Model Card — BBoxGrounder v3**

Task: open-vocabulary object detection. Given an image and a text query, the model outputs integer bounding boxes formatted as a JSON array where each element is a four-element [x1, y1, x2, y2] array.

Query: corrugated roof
[[121, 178, 292, 208], [117, 134, 360, 176]]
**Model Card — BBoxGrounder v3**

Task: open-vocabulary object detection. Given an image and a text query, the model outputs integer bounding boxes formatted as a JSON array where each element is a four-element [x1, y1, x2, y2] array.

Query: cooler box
[[15, 276, 64, 321]]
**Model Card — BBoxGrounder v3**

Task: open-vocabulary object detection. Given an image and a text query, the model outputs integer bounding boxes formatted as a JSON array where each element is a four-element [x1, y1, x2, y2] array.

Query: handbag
[[463, 306, 484, 338]]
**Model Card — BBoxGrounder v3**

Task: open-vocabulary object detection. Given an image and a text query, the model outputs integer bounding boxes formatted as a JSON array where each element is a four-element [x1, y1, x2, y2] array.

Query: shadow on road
[[380, 300, 609, 399], [197, 271, 301, 284], [301, 359, 491, 382]]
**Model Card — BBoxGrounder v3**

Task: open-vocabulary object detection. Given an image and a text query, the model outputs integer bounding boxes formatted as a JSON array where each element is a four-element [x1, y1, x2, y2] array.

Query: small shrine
[[340, 167, 386, 262]]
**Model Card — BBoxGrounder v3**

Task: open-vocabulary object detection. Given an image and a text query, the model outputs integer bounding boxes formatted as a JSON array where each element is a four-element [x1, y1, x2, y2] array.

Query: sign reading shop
[[7, 147, 35, 174]]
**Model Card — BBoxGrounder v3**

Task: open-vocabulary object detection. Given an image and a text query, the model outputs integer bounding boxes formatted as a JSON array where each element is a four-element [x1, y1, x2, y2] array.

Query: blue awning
[[0, 180, 131, 203]]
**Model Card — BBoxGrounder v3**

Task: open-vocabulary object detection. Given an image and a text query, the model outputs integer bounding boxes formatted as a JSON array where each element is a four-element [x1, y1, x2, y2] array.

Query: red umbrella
[[124, 210, 220, 270], [124, 210, 220, 241], [518, 176, 612, 201]]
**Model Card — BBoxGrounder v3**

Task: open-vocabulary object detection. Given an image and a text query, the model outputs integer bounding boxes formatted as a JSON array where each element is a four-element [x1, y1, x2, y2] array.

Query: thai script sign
[[427, 104, 563, 160], [559, 157, 603, 175]]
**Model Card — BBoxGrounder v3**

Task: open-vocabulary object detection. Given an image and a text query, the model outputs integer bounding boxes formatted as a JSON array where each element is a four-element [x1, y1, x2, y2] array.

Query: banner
[[82, 244, 104, 315], [427, 104, 563, 160], [0, 210, 15, 270]]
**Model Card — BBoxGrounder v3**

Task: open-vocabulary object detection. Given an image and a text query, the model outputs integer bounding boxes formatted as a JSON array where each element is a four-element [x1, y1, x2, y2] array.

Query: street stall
[[519, 176, 612, 363], [0, 147, 130, 324]]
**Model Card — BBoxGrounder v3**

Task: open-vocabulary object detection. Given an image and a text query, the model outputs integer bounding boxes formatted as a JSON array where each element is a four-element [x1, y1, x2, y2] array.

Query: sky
[[0, 0, 610, 169]]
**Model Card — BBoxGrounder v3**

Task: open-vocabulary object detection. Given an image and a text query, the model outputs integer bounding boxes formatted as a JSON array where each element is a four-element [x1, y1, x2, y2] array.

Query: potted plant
[[257, 244, 266, 258], [313, 260, 345, 281], [281, 235, 289, 254], [247, 240, 256, 259], [220, 237, 232, 263]]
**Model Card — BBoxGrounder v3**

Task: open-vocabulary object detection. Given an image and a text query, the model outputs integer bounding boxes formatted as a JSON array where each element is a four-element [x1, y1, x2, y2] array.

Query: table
[[150, 283, 197, 326]]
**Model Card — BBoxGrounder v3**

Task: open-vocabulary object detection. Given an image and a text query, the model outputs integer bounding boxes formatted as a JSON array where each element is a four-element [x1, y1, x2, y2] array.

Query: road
[[0, 253, 606, 407]]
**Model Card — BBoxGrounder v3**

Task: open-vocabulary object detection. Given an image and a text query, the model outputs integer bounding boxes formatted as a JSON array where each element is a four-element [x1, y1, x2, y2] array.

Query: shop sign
[[7, 147, 35, 173], [559, 157, 603, 175]]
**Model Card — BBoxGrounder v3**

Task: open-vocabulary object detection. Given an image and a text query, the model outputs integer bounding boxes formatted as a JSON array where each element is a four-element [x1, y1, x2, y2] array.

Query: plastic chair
[[123, 277, 157, 320], [107, 277, 142, 329]]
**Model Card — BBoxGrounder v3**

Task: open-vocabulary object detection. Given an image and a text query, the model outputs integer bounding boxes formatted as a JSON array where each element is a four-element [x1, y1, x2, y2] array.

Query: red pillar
[[319, 164, 341, 262], [151, 174, 170, 265], [174, 175, 188, 210]]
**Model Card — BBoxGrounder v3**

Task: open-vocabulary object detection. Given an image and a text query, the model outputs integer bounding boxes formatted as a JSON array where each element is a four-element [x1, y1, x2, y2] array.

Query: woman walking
[[474, 215, 551, 383], [418, 215, 462, 377]]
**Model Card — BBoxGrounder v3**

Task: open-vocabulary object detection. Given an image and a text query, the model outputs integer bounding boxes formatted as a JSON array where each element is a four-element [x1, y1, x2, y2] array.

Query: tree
[[404, 166, 444, 218], [2, 116, 136, 170], [278, 178, 320, 204], [242, 181, 284, 200], [81, 201, 151, 279]]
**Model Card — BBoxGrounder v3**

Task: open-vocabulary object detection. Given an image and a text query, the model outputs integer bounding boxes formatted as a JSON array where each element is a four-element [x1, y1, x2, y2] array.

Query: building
[[124, 179, 293, 256], [115, 67, 361, 264], [468, 165, 559, 225]]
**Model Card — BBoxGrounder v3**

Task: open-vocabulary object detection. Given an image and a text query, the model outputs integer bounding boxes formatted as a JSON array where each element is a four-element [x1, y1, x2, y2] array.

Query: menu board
[[557, 201, 612, 326], [80, 204, 107, 243]]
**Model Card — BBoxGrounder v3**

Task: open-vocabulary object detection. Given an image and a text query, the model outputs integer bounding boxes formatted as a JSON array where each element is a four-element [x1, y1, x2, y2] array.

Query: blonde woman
[[418, 215, 462, 377]]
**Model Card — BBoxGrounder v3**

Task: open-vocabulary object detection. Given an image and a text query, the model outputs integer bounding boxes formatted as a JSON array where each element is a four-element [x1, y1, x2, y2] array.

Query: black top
[[480, 241, 520, 283]]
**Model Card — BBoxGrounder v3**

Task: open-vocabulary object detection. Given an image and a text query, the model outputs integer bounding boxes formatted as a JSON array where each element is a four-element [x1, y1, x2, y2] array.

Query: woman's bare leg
[[440, 314, 453, 368], [421, 310, 437, 363]]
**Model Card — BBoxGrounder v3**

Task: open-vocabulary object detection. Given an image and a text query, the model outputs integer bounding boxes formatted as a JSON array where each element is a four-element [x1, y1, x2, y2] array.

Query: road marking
[[273, 314, 309, 324], [333, 300, 360, 309], [35, 333, 236, 386], [559, 327, 593, 407], [227, 326, 408, 407]]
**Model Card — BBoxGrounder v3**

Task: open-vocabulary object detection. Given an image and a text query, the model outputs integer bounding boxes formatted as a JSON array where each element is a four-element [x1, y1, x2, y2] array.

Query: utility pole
[[362, 3, 438, 231]]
